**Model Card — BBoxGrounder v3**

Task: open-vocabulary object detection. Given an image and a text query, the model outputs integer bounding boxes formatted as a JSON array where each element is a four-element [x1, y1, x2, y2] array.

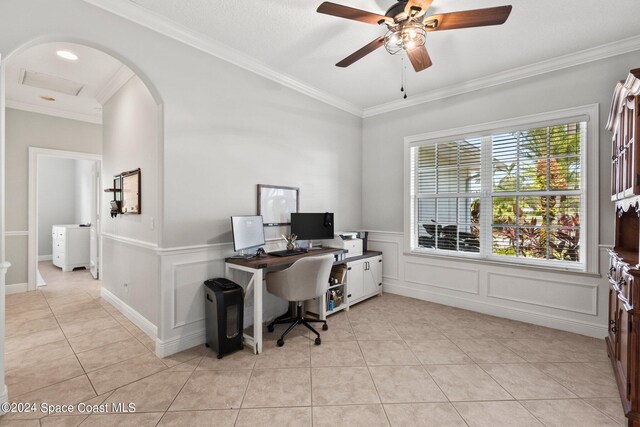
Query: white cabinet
[[304, 252, 383, 320], [347, 254, 383, 305], [52, 225, 90, 272]]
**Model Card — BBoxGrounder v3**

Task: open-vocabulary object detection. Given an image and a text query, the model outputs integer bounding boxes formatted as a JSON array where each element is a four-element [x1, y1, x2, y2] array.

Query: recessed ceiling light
[[56, 50, 78, 61], [40, 95, 56, 102]]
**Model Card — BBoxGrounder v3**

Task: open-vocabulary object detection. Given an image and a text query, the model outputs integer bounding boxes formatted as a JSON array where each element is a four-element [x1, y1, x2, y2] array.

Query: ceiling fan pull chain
[[403, 57, 408, 99]]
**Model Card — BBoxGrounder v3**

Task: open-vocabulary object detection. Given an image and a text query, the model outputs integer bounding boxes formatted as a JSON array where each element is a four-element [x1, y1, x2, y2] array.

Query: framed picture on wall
[[257, 184, 299, 226], [121, 168, 141, 214]]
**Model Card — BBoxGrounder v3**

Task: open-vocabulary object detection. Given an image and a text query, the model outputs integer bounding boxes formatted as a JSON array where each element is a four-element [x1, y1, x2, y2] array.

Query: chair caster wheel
[[268, 325, 274, 333], [277, 339, 284, 347], [217, 354, 223, 359], [322, 324, 328, 331], [315, 337, 321, 345], [205, 343, 210, 348]]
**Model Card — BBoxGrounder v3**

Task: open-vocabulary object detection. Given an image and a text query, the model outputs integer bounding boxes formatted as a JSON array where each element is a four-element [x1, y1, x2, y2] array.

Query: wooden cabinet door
[[610, 288, 620, 348]]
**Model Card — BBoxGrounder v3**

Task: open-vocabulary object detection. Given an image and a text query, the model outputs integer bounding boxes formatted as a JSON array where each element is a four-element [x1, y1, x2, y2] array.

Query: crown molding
[[5, 99, 102, 124], [81, 0, 363, 117], [95, 64, 135, 105], [363, 35, 640, 118]]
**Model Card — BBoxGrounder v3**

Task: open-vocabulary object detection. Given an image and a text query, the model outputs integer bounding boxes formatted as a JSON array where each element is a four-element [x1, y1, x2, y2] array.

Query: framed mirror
[[257, 184, 299, 226], [121, 168, 141, 214]]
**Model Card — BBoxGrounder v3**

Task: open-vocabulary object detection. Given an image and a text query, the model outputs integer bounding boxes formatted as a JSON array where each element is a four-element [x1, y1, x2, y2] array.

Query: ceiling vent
[[20, 69, 85, 96]]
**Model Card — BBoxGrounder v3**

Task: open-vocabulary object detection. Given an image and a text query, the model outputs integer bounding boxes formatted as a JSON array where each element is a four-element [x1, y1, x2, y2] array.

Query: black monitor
[[291, 213, 334, 247], [231, 215, 265, 256]]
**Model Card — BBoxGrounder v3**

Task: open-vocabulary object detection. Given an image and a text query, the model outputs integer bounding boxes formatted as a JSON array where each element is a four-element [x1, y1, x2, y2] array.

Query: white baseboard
[[155, 327, 205, 358], [0, 385, 7, 415], [384, 282, 608, 338], [38, 255, 52, 261], [6, 283, 28, 294], [100, 287, 158, 341]]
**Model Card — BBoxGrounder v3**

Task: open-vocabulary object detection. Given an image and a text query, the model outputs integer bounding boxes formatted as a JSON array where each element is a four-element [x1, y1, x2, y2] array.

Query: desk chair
[[266, 254, 334, 346]]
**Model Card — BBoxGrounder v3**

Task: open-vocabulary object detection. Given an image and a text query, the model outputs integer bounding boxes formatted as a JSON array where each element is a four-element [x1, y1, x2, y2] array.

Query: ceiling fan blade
[[406, 45, 433, 72], [317, 2, 388, 25], [336, 36, 385, 68], [425, 5, 512, 31], [404, 0, 433, 17]]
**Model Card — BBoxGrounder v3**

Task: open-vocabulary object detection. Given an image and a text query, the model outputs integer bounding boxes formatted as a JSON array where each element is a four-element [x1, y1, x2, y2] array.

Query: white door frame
[[28, 147, 102, 291]]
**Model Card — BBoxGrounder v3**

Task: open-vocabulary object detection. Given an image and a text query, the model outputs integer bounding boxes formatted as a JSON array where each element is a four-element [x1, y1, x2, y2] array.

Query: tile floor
[[0, 262, 626, 426]]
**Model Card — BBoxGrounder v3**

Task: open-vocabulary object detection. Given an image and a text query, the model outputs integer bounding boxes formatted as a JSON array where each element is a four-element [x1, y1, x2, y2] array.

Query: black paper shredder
[[204, 278, 244, 359]]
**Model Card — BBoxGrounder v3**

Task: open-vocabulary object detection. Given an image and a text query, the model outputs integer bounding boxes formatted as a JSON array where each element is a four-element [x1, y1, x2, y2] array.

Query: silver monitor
[[231, 215, 265, 254]]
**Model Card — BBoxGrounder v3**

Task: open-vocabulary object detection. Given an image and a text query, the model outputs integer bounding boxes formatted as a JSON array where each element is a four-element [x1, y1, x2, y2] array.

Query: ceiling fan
[[317, 0, 512, 72]]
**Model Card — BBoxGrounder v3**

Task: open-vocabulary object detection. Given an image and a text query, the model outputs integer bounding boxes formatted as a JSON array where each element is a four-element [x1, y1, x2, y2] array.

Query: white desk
[[224, 247, 343, 354]]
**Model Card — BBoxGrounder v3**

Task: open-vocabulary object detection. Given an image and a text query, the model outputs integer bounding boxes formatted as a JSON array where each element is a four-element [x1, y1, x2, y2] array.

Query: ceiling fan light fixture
[[384, 22, 426, 55]]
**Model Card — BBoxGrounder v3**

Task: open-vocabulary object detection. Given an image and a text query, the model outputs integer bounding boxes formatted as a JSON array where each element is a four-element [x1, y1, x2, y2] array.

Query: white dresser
[[52, 225, 90, 272]]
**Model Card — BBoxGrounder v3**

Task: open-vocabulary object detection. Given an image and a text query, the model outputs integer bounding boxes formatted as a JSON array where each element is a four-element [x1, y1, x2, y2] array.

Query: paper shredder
[[204, 278, 244, 359]]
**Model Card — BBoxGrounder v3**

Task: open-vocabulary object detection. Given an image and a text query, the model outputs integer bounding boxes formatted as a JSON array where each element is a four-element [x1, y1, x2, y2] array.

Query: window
[[406, 106, 598, 272]]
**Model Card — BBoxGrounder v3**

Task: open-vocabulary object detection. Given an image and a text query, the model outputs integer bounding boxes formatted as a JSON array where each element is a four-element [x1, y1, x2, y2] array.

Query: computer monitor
[[231, 215, 265, 256], [291, 212, 334, 248]]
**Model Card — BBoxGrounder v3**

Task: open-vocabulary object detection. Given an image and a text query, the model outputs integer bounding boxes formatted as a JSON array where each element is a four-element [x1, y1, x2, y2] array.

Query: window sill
[[405, 248, 601, 278]]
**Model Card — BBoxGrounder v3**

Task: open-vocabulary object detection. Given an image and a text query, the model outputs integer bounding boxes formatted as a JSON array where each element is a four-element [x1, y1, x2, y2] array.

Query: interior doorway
[[28, 148, 102, 291]]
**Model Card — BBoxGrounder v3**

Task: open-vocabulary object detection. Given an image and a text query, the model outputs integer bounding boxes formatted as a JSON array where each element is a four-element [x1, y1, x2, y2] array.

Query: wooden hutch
[[606, 68, 640, 427]]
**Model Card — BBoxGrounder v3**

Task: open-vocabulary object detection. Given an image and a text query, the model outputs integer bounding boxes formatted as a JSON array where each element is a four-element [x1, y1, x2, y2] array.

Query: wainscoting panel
[[405, 261, 480, 295], [368, 238, 399, 280], [487, 273, 598, 315]]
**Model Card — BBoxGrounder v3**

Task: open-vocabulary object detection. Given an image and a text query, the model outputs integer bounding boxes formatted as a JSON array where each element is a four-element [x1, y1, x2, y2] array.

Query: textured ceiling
[[5, 42, 129, 122], [128, 0, 640, 109]]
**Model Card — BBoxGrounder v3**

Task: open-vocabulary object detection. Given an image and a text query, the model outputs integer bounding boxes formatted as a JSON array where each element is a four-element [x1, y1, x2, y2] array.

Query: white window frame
[[404, 104, 599, 274]]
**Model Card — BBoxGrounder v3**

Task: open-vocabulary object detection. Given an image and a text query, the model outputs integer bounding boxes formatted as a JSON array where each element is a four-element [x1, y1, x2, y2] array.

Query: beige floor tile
[[58, 316, 120, 338], [55, 306, 111, 325], [480, 363, 577, 399], [5, 327, 66, 354], [521, 399, 621, 427], [169, 370, 251, 410], [310, 341, 365, 367], [237, 407, 312, 427], [359, 340, 420, 366], [7, 355, 85, 398], [405, 339, 473, 365], [317, 324, 356, 341], [5, 339, 74, 372], [167, 356, 203, 372], [392, 322, 447, 341], [351, 322, 401, 341], [503, 339, 582, 363], [0, 419, 41, 426], [384, 403, 467, 427], [80, 412, 163, 427], [454, 401, 543, 427], [86, 352, 167, 395], [583, 398, 626, 425], [157, 410, 238, 427], [312, 367, 379, 406], [370, 365, 447, 403], [426, 364, 513, 402], [103, 370, 191, 412], [535, 362, 619, 398], [313, 404, 388, 427], [242, 368, 311, 408], [3, 376, 95, 420], [253, 339, 310, 369], [6, 314, 59, 338], [39, 414, 88, 427], [66, 325, 132, 353], [452, 339, 526, 363], [160, 344, 206, 367], [76, 337, 150, 372], [49, 300, 102, 316], [197, 348, 257, 370]]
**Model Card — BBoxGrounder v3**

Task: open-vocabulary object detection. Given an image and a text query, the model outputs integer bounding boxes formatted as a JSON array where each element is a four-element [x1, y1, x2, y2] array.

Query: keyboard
[[269, 248, 309, 257]]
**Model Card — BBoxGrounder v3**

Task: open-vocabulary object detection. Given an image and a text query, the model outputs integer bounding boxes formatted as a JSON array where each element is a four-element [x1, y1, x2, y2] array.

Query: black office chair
[[265, 254, 334, 346]]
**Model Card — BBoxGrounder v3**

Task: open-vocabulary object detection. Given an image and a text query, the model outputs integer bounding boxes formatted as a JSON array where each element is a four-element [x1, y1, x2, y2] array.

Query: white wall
[[101, 74, 159, 327], [37, 157, 77, 257], [362, 52, 640, 337], [75, 159, 95, 225], [4, 108, 102, 285]]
